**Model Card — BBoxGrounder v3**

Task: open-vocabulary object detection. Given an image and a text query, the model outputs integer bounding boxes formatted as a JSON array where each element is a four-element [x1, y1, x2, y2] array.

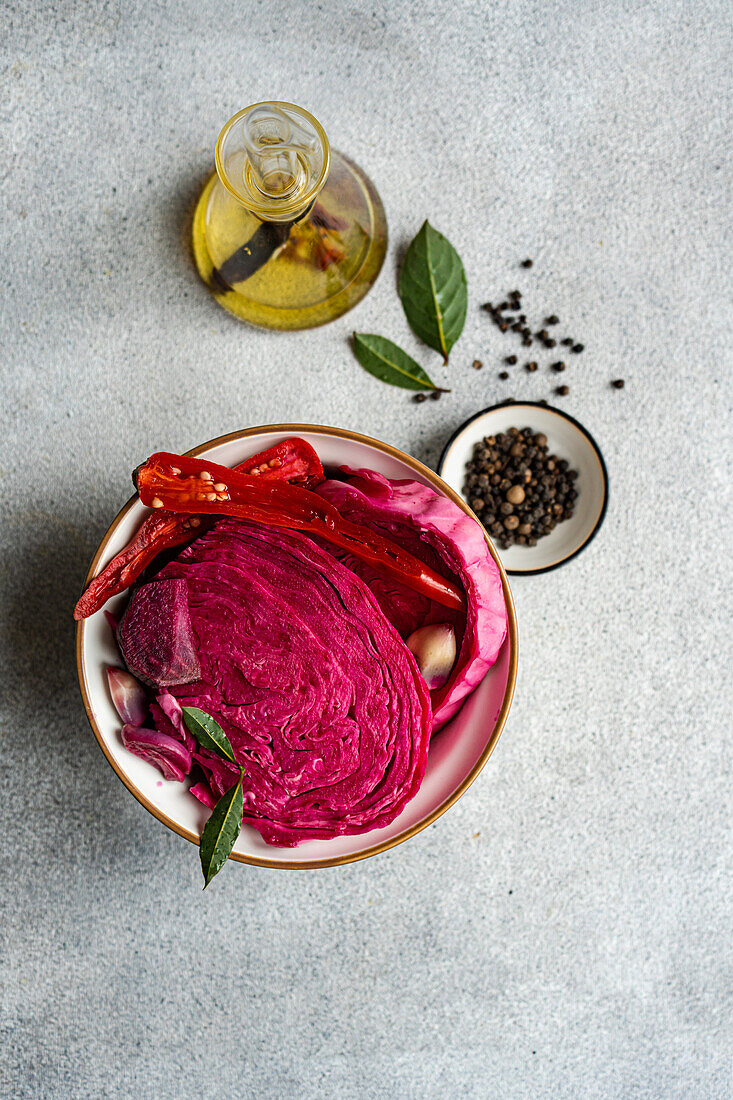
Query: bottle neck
[[215, 102, 330, 224]]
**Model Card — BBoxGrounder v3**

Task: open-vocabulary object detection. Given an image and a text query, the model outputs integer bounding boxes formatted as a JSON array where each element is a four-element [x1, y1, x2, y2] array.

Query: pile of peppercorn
[[474, 259, 625, 394], [464, 428, 578, 549]]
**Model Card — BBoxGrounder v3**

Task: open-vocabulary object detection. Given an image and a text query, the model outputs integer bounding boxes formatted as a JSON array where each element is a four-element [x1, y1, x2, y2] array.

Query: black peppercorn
[[571, 343, 584, 353], [555, 385, 569, 396], [611, 378, 625, 389], [526, 361, 538, 372], [462, 423, 579, 549], [505, 355, 517, 365], [551, 361, 566, 372], [521, 258, 533, 268], [499, 370, 509, 380], [413, 393, 426, 403]]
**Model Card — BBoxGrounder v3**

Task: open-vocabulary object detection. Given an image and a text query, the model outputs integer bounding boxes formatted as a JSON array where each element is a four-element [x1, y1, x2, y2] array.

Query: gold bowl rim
[[75, 423, 518, 870]]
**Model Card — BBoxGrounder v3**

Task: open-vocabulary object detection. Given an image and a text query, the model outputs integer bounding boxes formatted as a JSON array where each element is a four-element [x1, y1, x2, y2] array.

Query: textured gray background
[[1, 1, 731, 1097]]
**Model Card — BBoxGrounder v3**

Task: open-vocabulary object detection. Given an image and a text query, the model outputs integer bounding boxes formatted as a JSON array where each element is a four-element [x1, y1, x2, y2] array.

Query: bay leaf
[[182, 706, 237, 764], [399, 220, 467, 362], [199, 775, 244, 888], [352, 333, 448, 392]]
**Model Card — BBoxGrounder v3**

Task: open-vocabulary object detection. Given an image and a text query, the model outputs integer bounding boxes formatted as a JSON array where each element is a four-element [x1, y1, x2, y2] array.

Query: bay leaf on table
[[399, 220, 467, 362], [352, 333, 448, 392]]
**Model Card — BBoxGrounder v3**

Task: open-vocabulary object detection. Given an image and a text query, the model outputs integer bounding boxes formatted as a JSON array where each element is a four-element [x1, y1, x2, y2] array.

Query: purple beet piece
[[121, 724, 192, 782], [117, 578, 200, 687]]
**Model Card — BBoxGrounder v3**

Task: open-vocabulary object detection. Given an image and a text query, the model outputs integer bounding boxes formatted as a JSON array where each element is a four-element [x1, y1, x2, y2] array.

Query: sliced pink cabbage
[[315, 468, 507, 730], [135, 519, 432, 847], [121, 724, 192, 782]]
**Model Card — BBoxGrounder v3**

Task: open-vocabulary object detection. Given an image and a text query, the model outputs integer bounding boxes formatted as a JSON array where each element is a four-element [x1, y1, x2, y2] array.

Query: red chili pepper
[[234, 436, 324, 487], [74, 438, 325, 620], [136, 452, 465, 613], [73, 512, 209, 620]]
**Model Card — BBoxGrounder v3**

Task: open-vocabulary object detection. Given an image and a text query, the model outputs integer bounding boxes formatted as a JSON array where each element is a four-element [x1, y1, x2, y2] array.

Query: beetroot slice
[[117, 578, 200, 687]]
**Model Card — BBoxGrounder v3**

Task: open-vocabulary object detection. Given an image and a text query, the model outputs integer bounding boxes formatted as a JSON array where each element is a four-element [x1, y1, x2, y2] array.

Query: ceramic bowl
[[76, 424, 517, 869], [438, 402, 608, 575]]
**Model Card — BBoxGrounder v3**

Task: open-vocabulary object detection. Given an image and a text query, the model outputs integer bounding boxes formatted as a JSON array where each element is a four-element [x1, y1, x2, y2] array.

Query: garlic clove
[[106, 667, 148, 727], [405, 623, 457, 691]]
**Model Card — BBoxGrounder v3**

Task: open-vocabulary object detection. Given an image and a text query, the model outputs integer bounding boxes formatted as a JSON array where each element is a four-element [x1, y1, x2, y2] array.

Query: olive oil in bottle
[[192, 101, 387, 330]]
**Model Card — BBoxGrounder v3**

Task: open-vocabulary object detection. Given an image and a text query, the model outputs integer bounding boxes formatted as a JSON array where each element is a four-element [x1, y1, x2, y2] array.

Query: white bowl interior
[[439, 405, 607, 573], [78, 429, 514, 866]]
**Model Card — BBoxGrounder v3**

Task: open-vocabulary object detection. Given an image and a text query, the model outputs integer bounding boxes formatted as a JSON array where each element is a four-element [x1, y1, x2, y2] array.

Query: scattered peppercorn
[[561, 337, 573, 346], [521, 258, 533, 268], [551, 361, 566, 372], [545, 315, 559, 325], [499, 370, 509, 379], [430, 389, 442, 400], [463, 429, 579, 549], [544, 338, 557, 348], [473, 359, 483, 370], [505, 355, 517, 365], [536, 329, 548, 341], [413, 393, 427, 403], [611, 378, 625, 389], [526, 361, 538, 372], [555, 385, 569, 396], [572, 343, 584, 353]]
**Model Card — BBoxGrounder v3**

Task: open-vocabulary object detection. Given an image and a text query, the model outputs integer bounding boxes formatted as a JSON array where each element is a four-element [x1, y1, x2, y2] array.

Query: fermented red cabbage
[[315, 469, 507, 730], [125, 519, 432, 847]]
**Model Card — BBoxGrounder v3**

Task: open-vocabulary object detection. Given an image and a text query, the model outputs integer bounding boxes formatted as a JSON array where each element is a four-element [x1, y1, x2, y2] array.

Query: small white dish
[[76, 424, 517, 869], [438, 402, 608, 575]]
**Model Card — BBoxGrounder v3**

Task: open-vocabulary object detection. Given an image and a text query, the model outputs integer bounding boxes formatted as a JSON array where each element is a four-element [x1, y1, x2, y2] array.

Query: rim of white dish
[[76, 423, 518, 870], [438, 401, 609, 576]]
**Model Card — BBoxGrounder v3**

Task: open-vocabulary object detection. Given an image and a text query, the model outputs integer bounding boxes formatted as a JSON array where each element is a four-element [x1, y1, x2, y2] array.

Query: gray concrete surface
[[1, 1, 731, 1097]]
